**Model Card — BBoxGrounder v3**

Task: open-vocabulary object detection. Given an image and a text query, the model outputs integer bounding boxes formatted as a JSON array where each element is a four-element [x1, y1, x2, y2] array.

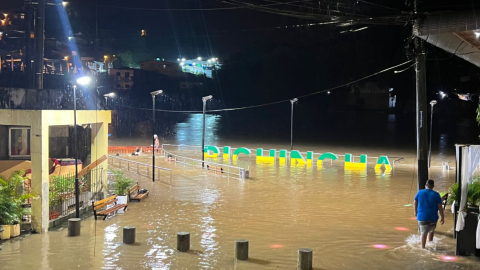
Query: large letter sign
[[279, 150, 287, 165], [344, 154, 367, 170], [375, 156, 392, 172], [186, 144, 393, 174], [223, 146, 231, 161], [204, 146, 220, 158], [256, 148, 276, 164], [317, 152, 338, 169], [233, 147, 251, 161], [290, 150, 306, 166]]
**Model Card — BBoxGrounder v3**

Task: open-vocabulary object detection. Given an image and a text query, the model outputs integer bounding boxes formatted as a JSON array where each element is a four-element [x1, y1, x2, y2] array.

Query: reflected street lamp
[[150, 90, 163, 182], [290, 98, 298, 151], [73, 76, 91, 218], [202, 95, 213, 167], [428, 100, 437, 168]]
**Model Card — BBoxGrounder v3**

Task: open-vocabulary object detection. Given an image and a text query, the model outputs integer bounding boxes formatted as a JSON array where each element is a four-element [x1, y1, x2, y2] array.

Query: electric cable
[[68, 0, 310, 11], [114, 60, 413, 113]]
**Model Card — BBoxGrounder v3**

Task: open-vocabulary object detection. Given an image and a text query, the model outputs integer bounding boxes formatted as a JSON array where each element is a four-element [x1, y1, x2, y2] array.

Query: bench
[[92, 195, 128, 220], [128, 183, 150, 202]]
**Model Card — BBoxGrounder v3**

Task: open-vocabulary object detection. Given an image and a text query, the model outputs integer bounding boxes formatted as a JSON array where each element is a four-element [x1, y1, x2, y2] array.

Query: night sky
[[3, 0, 480, 101]]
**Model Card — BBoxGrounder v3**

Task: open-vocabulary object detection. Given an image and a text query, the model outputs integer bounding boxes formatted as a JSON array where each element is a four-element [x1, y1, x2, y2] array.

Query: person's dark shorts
[[418, 221, 437, 234]]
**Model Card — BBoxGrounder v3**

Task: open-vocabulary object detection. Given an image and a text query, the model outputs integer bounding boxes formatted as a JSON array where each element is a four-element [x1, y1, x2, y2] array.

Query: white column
[[30, 115, 49, 233]]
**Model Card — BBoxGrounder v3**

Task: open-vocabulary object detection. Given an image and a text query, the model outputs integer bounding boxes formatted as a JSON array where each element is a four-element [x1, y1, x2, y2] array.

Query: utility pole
[[34, 0, 45, 89], [414, 0, 429, 190], [24, 6, 34, 88]]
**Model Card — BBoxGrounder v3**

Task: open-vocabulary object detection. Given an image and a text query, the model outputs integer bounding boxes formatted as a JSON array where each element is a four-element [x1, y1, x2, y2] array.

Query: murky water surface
[[1, 114, 480, 269]]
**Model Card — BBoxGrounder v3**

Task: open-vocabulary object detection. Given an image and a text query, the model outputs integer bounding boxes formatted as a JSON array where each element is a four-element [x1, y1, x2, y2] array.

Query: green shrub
[[110, 170, 134, 196], [0, 171, 38, 225]]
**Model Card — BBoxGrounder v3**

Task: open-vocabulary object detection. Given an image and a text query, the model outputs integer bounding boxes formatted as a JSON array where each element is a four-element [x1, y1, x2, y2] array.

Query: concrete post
[[235, 239, 249, 260], [123, 226, 136, 244], [31, 113, 49, 233], [68, 218, 81, 236], [177, 232, 190, 252], [297, 248, 313, 270]]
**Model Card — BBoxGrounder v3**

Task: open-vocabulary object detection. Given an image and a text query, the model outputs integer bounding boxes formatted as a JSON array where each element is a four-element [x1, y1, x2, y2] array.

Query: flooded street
[[1, 114, 480, 269]]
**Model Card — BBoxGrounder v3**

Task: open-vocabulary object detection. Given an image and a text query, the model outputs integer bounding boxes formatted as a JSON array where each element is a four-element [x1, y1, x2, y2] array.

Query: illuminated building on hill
[[178, 57, 221, 78]]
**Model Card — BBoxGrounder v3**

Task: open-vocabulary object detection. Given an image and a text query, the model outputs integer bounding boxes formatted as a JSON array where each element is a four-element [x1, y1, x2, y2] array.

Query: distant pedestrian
[[153, 134, 160, 150], [414, 179, 445, 248]]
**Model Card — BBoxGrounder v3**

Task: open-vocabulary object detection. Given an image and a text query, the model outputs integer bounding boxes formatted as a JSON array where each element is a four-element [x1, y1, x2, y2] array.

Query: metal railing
[[163, 149, 248, 180], [108, 155, 173, 185], [49, 167, 105, 221]]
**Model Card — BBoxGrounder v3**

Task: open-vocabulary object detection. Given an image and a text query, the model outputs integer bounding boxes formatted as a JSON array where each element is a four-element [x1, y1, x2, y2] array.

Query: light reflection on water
[[2, 114, 480, 269]]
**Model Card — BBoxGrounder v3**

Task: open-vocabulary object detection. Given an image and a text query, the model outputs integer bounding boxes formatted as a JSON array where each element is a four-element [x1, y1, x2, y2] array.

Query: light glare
[[76, 76, 91, 86]]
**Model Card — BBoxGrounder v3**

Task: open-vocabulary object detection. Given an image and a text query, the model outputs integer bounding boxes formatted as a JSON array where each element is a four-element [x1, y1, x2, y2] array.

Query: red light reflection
[[440, 256, 457, 262], [395, 227, 409, 231], [372, 244, 388, 249], [270, 244, 284, 249]]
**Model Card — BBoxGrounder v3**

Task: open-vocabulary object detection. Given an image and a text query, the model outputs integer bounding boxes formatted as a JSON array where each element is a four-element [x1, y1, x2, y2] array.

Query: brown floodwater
[[1, 114, 480, 269]]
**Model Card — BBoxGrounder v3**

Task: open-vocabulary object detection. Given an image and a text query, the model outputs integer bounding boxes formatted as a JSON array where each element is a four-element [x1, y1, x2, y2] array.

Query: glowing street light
[[182, 58, 186, 62], [428, 100, 437, 168], [290, 98, 298, 150], [72, 76, 91, 218], [76, 76, 91, 86], [201, 95, 213, 167], [197, 57, 202, 61], [150, 90, 163, 182], [103, 92, 115, 103], [62, 1, 68, 7]]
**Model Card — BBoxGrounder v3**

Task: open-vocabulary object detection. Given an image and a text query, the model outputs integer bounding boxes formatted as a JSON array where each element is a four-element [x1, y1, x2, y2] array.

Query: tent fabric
[[456, 146, 480, 233]]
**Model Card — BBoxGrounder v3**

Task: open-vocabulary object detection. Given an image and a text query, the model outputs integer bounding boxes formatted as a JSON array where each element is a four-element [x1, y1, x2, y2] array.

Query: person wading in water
[[414, 179, 445, 248]]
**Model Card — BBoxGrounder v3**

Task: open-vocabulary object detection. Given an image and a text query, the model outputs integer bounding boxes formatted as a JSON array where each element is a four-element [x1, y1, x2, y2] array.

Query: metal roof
[[415, 10, 480, 67]]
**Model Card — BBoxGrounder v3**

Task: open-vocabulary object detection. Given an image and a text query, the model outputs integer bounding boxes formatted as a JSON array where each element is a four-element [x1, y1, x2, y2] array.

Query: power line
[[115, 60, 413, 113], [68, 0, 310, 11]]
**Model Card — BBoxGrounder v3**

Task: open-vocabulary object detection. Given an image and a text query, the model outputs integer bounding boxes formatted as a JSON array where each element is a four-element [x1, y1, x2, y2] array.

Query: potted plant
[[447, 178, 480, 212], [0, 170, 37, 238], [111, 170, 134, 213]]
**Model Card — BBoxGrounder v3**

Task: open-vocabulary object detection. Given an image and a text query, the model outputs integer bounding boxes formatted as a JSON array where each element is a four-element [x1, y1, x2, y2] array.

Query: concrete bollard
[[123, 226, 136, 244], [297, 248, 313, 270], [67, 218, 81, 237], [235, 239, 249, 260], [177, 232, 190, 252]]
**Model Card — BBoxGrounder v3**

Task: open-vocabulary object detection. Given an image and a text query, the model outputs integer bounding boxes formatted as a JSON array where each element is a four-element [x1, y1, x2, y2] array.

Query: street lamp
[[73, 76, 91, 218], [428, 100, 437, 168], [290, 98, 298, 150], [201, 95, 213, 167], [150, 90, 163, 182], [103, 92, 115, 104]]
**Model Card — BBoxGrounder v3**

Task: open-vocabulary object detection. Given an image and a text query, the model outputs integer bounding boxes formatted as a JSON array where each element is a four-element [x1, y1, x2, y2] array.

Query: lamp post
[[73, 76, 91, 218], [103, 92, 115, 105], [201, 95, 213, 167], [150, 90, 163, 182], [290, 98, 298, 150], [428, 100, 437, 168]]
